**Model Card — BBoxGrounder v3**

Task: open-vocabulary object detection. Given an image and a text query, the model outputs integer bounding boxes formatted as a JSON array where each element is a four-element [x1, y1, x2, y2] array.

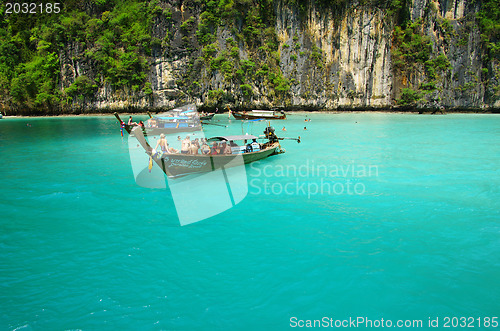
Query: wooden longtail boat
[[132, 125, 299, 178], [232, 109, 286, 120], [116, 120, 201, 135], [114, 104, 202, 136], [200, 113, 215, 120]]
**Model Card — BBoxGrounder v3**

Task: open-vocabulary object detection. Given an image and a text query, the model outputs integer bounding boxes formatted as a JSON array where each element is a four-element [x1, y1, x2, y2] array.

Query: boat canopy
[[156, 104, 197, 116], [208, 134, 259, 142], [155, 116, 190, 120]]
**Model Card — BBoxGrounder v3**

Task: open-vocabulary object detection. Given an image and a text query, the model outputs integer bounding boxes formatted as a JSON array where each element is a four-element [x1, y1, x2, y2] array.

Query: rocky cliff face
[[275, 1, 393, 109], [46, 0, 500, 112], [403, 0, 486, 108]]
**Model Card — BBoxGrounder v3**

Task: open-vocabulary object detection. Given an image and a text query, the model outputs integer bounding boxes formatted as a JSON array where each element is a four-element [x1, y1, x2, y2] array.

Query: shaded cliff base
[[1, 105, 499, 117]]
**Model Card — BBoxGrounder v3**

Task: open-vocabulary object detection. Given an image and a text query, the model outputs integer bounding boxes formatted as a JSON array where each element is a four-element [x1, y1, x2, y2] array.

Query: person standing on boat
[[223, 142, 232, 154], [211, 142, 220, 154], [201, 141, 211, 154], [190, 138, 200, 155], [181, 136, 191, 154]]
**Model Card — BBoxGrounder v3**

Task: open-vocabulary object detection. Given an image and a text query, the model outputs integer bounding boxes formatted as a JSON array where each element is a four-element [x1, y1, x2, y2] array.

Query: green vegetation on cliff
[[0, 0, 156, 111], [0, 0, 498, 113], [477, 0, 500, 59], [189, 0, 291, 106]]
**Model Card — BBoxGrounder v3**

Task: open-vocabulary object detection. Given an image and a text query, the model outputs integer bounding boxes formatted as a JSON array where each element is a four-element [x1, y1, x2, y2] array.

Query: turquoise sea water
[[1, 113, 499, 330]]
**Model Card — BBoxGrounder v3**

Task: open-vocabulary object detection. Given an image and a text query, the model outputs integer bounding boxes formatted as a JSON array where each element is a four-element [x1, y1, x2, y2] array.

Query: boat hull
[[200, 113, 215, 120], [154, 143, 281, 178], [232, 112, 286, 120]]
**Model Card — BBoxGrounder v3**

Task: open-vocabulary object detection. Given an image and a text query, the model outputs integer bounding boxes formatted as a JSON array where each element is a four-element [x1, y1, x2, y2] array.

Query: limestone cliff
[[1, 0, 498, 114], [143, 0, 498, 111]]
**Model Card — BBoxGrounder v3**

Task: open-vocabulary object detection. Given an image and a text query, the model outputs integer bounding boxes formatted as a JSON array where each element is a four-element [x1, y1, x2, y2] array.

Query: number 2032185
[[5, 3, 61, 14]]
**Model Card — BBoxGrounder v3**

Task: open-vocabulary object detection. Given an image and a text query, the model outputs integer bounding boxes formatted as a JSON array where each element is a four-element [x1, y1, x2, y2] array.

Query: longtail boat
[[132, 125, 299, 178], [200, 113, 215, 120], [120, 108, 299, 224], [232, 109, 286, 120], [114, 104, 202, 136]]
